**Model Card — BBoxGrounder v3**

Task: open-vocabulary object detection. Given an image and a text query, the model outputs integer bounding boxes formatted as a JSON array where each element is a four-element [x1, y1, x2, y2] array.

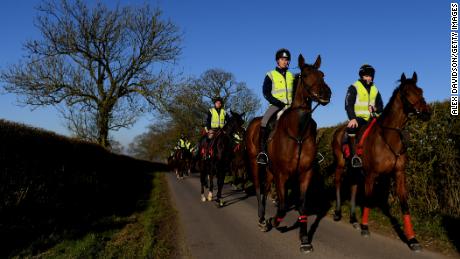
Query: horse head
[[227, 110, 245, 135], [296, 54, 331, 107], [399, 72, 431, 121]]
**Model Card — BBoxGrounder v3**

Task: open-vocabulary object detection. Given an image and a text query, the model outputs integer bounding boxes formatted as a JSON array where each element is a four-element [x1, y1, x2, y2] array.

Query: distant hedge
[[0, 119, 167, 256], [316, 100, 460, 218]]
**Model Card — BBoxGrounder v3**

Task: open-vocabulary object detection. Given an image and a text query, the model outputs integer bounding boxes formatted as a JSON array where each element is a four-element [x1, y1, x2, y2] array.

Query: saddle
[[264, 107, 288, 144], [342, 118, 377, 159], [200, 130, 221, 159]]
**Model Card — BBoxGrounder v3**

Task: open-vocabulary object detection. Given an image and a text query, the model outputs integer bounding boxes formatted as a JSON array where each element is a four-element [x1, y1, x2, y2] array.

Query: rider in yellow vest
[[177, 133, 191, 151], [345, 64, 384, 167], [197, 97, 229, 159], [206, 97, 228, 132], [257, 48, 294, 165]]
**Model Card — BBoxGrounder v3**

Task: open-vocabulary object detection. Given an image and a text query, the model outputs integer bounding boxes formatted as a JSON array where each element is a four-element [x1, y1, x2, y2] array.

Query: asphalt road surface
[[166, 172, 450, 259]]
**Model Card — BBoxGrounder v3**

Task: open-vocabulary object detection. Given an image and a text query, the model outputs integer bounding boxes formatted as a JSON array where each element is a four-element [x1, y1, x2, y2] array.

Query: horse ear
[[412, 72, 418, 83], [241, 112, 246, 118], [401, 73, 406, 82], [298, 54, 305, 68], [313, 55, 321, 69]]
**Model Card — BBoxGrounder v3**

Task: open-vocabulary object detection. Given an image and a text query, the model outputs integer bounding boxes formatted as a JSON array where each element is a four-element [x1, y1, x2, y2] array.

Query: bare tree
[[0, 0, 181, 148], [128, 69, 261, 160], [190, 69, 260, 120]]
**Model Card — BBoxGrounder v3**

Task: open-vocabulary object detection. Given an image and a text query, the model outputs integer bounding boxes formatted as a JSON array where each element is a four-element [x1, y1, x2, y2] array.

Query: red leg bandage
[[298, 215, 308, 223], [403, 214, 416, 239], [362, 207, 370, 225]]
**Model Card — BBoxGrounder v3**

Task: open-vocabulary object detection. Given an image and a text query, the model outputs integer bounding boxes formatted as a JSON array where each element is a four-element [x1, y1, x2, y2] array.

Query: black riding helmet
[[275, 48, 291, 61], [359, 64, 375, 79], [212, 96, 223, 104]]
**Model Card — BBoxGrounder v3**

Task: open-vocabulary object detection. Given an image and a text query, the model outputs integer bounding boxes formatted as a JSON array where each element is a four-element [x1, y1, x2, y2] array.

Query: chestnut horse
[[245, 54, 331, 253], [331, 72, 430, 251]]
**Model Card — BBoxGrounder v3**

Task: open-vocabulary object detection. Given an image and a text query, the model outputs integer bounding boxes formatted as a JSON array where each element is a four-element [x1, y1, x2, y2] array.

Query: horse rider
[[197, 96, 229, 158], [345, 64, 384, 167], [177, 133, 192, 151], [257, 48, 295, 165]]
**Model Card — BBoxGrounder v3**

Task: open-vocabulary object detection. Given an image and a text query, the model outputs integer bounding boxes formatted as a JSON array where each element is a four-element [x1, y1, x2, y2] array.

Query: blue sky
[[0, 0, 451, 148]]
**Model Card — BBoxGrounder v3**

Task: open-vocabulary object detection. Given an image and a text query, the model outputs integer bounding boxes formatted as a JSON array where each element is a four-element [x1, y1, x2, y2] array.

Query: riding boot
[[350, 134, 362, 168], [256, 126, 269, 165]]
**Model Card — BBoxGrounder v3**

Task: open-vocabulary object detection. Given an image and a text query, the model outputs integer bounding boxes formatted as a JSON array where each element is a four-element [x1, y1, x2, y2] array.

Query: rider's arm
[[345, 85, 357, 120], [206, 110, 212, 129], [375, 92, 384, 114], [262, 75, 286, 108]]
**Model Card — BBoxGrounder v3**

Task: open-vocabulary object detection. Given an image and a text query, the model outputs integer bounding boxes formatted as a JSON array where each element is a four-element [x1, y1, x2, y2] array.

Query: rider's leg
[[257, 105, 280, 165], [350, 118, 368, 168]]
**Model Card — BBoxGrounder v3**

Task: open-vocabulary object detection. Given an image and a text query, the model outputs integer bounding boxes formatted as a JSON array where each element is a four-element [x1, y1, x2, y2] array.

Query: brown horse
[[199, 111, 245, 206], [171, 147, 192, 179], [245, 54, 331, 253], [331, 72, 431, 251]]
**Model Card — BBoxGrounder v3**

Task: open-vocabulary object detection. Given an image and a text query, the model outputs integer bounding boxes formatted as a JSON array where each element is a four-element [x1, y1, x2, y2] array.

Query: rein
[[376, 89, 411, 170], [283, 72, 321, 173]]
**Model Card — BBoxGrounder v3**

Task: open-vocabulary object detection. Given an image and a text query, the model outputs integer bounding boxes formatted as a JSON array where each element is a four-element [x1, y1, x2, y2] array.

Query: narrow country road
[[166, 172, 449, 259]]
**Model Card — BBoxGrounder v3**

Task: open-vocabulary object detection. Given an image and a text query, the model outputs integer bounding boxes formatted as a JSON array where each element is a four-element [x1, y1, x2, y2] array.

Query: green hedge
[[0, 119, 167, 256], [316, 100, 459, 219]]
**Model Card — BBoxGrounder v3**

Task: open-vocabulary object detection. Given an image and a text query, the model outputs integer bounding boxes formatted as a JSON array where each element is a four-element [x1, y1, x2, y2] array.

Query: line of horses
[[168, 54, 431, 254]]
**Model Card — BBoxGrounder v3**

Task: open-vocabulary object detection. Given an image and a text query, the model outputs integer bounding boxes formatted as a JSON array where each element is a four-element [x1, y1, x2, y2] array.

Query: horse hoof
[[300, 243, 313, 254], [218, 199, 224, 207], [269, 217, 281, 228], [408, 238, 422, 252], [207, 192, 213, 201], [333, 211, 342, 221], [258, 220, 271, 232], [201, 195, 206, 202], [360, 225, 370, 237], [352, 222, 361, 230]]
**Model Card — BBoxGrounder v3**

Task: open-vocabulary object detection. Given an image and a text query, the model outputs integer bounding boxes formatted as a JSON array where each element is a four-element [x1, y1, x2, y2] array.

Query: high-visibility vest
[[267, 70, 294, 105], [210, 108, 226, 128], [179, 139, 191, 149], [353, 80, 378, 121]]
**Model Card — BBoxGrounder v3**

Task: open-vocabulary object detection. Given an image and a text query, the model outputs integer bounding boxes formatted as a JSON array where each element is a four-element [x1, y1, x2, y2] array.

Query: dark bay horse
[[172, 147, 192, 179], [229, 131, 248, 191], [245, 54, 331, 253], [200, 111, 245, 206], [331, 72, 430, 251]]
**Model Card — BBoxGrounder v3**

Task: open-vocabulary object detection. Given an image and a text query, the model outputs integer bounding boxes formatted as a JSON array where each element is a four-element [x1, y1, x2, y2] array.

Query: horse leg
[[350, 183, 359, 228], [298, 168, 314, 253], [333, 162, 344, 221], [207, 162, 214, 201], [251, 159, 269, 231], [200, 168, 206, 202], [216, 161, 225, 207], [270, 173, 288, 229], [395, 170, 422, 251], [361, 173, 376, 237]]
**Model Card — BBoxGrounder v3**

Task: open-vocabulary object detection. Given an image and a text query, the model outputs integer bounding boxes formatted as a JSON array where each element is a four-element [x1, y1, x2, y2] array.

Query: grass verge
[[17, 172, 179, 259]]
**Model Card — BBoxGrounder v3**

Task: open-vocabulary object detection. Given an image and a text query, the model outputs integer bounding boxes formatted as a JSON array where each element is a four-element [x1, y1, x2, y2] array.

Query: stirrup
[[351, 155, 362, 168], [256, 152, 268, 165]]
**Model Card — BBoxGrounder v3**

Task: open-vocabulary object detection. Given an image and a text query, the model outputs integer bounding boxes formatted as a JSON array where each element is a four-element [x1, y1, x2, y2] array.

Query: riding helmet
[[212, 96, 223, 104], [275, 48, 291, 61], [359, 64, 375, 78]]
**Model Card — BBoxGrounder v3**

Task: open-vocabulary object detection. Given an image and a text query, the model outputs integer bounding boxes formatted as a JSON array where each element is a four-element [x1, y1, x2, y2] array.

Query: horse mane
[[379, 79, 414, 118], [292, 64, 316, 99]]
